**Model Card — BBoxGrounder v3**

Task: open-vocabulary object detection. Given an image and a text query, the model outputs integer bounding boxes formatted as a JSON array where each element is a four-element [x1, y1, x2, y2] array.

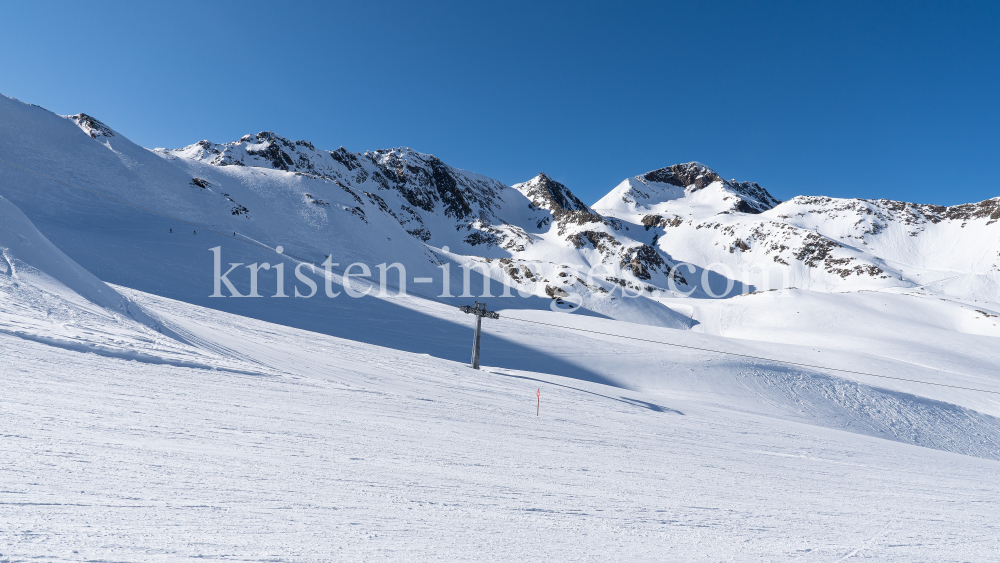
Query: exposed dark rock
[[784, 196, 1000, 228], [428, 156, 473, 219], [638, 163, 779, 213], [68, 113, 115, 140], [792, 232, 886, 278], [304, 193, 330, 207], [464, 231, 501, 247], [732, 198, 762, 214], [221, 193, 249, 217], [568, 230, 620, 251], [344, 206, 367, 223], [364, 191, 397, 219], [545, 284, 570, 299], [407, 228, 432, 242], [730, 239, 751, 253], [728, 180, 779, 212], [335, 180, 364, 205], [517, 173, 606, 235], [619, 244, 667, 281], [329, 147, 361, 170], [246, 132, 294, 171], [521, 173, 591, 212], [195, 140, 219, 154], [642, 214, 663, 230], [364, 149, 502, 221], [643, 162, 722, 190]]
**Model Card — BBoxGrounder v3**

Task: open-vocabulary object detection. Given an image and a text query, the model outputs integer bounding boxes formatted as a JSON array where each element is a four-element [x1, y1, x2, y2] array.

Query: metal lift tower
[[460, 301, 499, 369]]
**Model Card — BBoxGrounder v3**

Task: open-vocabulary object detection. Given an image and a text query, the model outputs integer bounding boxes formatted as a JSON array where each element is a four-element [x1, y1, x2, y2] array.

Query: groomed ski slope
[[3, 279, 1000, 561]]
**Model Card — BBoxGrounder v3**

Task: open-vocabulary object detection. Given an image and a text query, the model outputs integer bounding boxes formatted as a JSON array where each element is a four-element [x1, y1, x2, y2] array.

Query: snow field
[[3, 290, 1000, 561]]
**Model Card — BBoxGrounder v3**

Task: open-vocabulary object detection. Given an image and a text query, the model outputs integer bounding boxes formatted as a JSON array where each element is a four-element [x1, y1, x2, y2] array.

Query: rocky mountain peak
[[639, 162, 779, 214], [595, 162, 781, 217], [364, 147, 484, 220], [364, 147, 429, 176], [641, 162, 722, 191], [516, 173, 591, 213], [67, 113, 115, 140]]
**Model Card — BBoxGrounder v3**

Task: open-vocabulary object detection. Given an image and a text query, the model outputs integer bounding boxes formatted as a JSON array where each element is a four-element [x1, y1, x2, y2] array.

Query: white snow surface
[[4, 272, 1000, 560], [1, 92, 1000, 560]]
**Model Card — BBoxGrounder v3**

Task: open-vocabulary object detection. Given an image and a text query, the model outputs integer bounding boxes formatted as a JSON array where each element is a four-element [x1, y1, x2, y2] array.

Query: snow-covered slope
[[160, 134, 695, 324], [0, 194, 141, 317], [165, 130, 1000, 308], [0, 95, 492, 345], [160, 135, 535, 255], [4, 277, 1000, 560], [0, 193, 170, 342], [8, 90, 995, 330], [0, 94, 692, 330], [0, 193, 259, 369], [3, 92, 1000, 561], [594, 162, 1000, 301]]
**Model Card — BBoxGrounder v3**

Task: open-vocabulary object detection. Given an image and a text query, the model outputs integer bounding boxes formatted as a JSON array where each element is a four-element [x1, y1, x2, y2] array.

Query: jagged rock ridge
[[156, 131, 1000, 305]]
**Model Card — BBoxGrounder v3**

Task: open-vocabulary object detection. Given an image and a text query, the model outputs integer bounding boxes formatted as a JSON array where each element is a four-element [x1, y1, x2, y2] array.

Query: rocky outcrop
[[518, 172, 591, 213], [620, 244, 667, 281], [514, 173, 619, 236], [605, 162, 781, 216], [68, 114, 115, 140], [642, 162, 722, 190], [726, 180, 779, 213]]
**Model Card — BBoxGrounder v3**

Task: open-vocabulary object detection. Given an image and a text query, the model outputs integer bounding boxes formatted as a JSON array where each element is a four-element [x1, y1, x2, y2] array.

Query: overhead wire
[[496, 315, 1000, 396]]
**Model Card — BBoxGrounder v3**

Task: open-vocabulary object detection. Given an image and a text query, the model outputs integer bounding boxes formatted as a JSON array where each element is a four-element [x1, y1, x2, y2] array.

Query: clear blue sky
[[2, 1, 997, 205]]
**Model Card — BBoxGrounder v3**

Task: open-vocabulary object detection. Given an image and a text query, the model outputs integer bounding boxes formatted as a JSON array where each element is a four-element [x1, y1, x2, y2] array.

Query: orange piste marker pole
[[536, 388, 540, 416]]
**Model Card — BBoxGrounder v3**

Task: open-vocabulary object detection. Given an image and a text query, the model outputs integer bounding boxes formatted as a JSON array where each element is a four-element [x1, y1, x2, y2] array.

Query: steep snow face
[[0, 194, 172, 343], [0, 94, 471, 342], [0, 194, 138, 317]]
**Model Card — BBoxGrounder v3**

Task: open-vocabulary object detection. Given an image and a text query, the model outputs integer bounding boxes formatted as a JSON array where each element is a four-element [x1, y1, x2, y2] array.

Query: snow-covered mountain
[[593, 163, 1000, 299], [163, 121, 1000, 308], [5, 93, 1000, 561], [144, 123, 700, 325], [2, 93, 998, 334]]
